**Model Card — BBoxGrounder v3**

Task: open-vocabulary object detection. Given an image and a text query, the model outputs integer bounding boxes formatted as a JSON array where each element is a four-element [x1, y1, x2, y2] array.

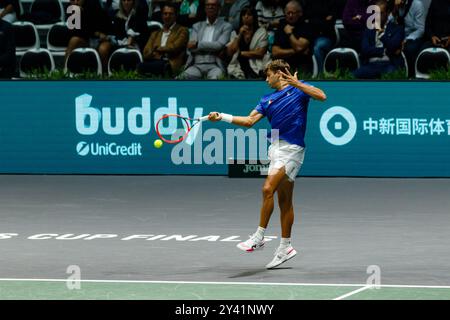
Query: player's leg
[[266, 176, 297, 269], [259, 167, 288, 229], [278, 177, 295, 239], [237, 167, 286, 252]]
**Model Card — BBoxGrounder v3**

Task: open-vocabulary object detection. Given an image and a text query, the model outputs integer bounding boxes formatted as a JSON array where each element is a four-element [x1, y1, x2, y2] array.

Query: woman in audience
[[111, 0, 148, 50], [226, 5, 271, 78]]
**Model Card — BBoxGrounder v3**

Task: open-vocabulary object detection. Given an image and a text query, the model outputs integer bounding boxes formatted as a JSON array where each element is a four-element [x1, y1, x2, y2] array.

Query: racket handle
[[199, 115, 210, 122]]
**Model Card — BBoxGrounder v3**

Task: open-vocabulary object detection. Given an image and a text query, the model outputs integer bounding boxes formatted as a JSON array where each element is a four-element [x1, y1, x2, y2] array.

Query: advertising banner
[[0, 81, 449, 177]]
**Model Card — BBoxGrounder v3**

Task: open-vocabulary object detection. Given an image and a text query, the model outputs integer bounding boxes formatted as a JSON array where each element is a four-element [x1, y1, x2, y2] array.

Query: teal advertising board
[[0, 81, 449, 177]]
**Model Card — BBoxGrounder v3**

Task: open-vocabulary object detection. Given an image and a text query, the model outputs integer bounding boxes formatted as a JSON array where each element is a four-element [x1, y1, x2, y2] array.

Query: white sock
[[280, 237, 291, 248], [255, 226, 265, 240]]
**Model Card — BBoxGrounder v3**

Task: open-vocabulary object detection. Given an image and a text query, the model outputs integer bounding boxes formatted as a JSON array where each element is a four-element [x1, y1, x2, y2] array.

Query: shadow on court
[[228, 267, 293, 278]]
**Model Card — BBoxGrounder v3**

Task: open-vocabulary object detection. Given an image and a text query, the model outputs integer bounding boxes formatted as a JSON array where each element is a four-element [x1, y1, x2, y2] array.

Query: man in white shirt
[[179, 0, 233, 79]]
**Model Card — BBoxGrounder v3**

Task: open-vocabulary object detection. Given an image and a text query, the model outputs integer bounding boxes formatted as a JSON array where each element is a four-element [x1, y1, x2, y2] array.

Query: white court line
[[333, 285, 373, 300], [1, 278, 450, 289]]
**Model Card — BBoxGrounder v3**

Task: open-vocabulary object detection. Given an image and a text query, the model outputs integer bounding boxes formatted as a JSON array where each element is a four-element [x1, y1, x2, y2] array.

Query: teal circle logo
[[320, 107, 357, 146]]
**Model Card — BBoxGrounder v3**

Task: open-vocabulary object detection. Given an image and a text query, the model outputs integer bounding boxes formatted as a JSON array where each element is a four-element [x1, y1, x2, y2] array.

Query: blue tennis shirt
[[255, 83, 311, 147]]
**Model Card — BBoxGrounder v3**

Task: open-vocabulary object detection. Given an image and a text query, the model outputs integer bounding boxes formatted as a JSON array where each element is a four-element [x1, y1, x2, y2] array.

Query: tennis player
[[208, 59, 327, 269]]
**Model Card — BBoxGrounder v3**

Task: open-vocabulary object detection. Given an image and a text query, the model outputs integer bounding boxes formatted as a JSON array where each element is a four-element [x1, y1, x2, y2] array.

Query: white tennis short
[[268, 140, 305, 182]]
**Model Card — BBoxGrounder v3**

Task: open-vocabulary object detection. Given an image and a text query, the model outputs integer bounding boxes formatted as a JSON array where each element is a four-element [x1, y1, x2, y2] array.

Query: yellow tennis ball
[[154, 139, 163, 148]]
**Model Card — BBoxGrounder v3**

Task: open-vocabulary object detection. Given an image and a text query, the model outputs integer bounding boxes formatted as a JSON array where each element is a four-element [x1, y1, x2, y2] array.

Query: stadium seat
[[46, 22, 71, 55], [334, 20, 345, 47], [311, 55, 318, 78], [65, 48, 102, 76], [12, 21, 40, 54], [108, 48, 143, 75], [19, 48, 55, 77], [28, 0, 65, 27], [323, 48, 360, 76], [415, 47, 450, 79], [400, 51, 408, 77], [147, 20, 163, 33], [15, 0, 25, 19]]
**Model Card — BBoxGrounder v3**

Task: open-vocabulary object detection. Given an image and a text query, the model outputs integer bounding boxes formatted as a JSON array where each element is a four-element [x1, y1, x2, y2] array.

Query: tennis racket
[[156, 114, 210, 144]]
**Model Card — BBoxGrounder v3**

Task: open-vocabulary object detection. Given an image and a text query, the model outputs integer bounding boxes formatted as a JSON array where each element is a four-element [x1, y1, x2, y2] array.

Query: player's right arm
[[208, 110, 264, 128]]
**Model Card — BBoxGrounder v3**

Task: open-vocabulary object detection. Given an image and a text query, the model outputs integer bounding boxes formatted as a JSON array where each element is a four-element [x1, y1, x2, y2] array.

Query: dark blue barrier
[[0, 81, 449, 177]]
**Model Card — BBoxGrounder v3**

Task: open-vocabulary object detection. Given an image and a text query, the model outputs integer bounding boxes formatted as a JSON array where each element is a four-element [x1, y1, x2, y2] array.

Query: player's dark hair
[[264, 59, 291, 75]]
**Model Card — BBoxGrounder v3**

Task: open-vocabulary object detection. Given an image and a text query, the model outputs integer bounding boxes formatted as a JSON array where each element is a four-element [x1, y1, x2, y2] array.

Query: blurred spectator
[[0, 0, 17, 23], [178, 0, 206, 27], [421, 0, 450, 53], [392, 0, 425, 77], [342, 0, 375, 51], [0, 19, 15, 78], [420, 0, 432, 12], [106, 0, 149, 23], [65, 0, 114, 71], [226, 6, 270, 78], [149, 0, 167, 23], [353, 0, 405, 79], [106, 0, 121, 12], [228, 0, 250, 30], [255, 0, 284, 31], [178, 0, 233, 79], [138, 3, 189, 76], [303, 0, 337, 73], [179, 0, 200, 19], [271, 0, 313, 73], [111, 0, 149, 50]]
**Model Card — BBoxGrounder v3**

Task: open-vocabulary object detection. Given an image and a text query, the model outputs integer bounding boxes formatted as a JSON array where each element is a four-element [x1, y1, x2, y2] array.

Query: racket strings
[[156, 114, 194, 144]]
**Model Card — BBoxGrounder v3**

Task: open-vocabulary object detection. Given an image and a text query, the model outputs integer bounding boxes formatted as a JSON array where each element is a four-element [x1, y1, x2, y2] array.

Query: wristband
[[220, 113, 233, 123]]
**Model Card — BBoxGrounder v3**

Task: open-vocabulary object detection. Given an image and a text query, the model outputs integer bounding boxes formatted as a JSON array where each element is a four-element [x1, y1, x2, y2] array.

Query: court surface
[[1, 175, 450, 300]]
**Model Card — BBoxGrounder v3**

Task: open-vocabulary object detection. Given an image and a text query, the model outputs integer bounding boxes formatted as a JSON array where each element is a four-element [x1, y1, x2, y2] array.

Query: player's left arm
[[278, 70, 327, 101]]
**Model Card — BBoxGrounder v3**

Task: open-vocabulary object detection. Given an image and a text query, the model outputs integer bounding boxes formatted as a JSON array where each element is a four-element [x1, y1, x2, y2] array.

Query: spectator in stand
[[392, 0, 425, 77], [421, 0, 450, 53], [420, 0, 432, 12], [178, 0, 206, 27], [111, 0, 149, 51], [226, 6, 271, 78], [138, 3, 189, 77], [271, 0, 313, 73], [0, 0, 17, 23], [303, 0, 337, 73], [179, 0, 200, 20], [353, 0, 405, 79], [228, 0, 250, 31], [0, 19, 15, 78], [178, 0, 233, 79], [106, 0, 148, 21], [342, 0, 375, 51], [255, 0, 285, 31], [65, 0, 114, 71]]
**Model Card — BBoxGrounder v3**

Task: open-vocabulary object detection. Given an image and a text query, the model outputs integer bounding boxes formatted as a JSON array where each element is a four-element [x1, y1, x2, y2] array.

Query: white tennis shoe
[[266, 246, 297, 269], [237, 234, 265, 252]]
